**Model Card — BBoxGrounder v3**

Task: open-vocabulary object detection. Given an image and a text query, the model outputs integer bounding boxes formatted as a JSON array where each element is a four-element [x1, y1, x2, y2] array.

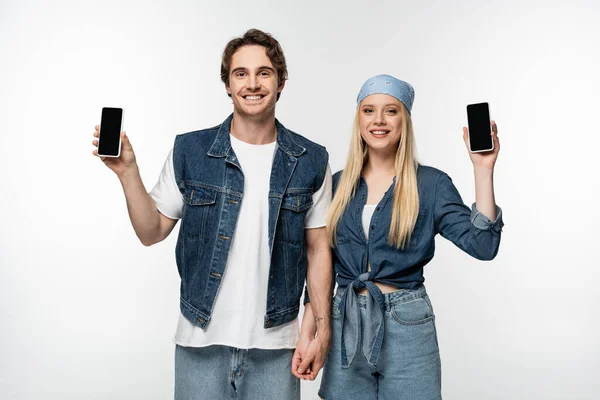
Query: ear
[[277, 79, 286, 95], [225, 84, 231, 96]]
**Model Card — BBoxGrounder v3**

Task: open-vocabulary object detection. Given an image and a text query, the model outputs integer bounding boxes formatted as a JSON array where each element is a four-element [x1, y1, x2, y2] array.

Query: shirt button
[[376, 207, 381, 211], [370, 226, 375, 230]]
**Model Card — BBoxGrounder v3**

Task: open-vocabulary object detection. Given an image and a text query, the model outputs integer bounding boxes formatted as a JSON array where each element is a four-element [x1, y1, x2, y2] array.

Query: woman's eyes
[[362, 108, 398, 114]]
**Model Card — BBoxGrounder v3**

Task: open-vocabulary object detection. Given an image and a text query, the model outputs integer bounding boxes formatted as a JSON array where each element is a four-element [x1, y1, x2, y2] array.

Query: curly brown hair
[[221, 29, 288, 100]]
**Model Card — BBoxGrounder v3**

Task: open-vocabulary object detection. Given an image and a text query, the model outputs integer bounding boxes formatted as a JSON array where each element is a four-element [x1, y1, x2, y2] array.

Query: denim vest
[[331, 166, 504, 368], [172, 114, 329, 330]]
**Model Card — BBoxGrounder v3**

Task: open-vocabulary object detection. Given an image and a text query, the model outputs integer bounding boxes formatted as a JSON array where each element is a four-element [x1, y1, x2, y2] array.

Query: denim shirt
[[172, 114, 329, 331], [331, 165, 504, 368]]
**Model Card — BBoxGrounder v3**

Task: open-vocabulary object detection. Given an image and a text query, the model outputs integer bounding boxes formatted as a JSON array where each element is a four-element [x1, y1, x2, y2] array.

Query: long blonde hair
[[326, 103, 419, 249]]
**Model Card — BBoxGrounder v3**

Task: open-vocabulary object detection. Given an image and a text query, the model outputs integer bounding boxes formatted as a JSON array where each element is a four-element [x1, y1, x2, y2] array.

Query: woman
[[318, 75, 503, 399]]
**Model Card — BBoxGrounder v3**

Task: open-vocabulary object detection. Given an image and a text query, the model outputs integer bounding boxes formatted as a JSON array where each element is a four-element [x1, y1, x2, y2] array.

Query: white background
[[1, 0, 599, 399]]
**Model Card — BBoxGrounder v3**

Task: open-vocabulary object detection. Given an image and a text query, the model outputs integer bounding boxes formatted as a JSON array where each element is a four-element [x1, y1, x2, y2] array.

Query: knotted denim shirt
[[323, 165, 503, 368]]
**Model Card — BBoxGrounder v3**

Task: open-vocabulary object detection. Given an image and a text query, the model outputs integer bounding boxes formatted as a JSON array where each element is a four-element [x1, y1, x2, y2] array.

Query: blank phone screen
[[467, 103, 493, 152], [99, 107, 122, 156]]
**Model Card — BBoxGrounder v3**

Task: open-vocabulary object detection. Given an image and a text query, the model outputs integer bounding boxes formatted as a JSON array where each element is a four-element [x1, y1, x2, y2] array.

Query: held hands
[[463, 120, 500, 170], [292, 333, 330, 381], [92, 125, 138, 179]]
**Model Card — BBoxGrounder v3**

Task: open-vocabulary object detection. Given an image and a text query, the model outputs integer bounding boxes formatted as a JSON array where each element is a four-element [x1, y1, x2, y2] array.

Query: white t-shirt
[[149, 134, 332, 349], [362, 204, 377, 240]]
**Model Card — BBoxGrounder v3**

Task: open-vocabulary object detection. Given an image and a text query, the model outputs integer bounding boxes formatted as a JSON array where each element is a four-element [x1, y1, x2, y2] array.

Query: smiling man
[[92, 29, 332, 399]]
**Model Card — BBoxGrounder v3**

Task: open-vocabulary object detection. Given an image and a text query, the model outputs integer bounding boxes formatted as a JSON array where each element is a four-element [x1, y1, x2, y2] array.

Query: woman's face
[[358, 94, 403, 154]]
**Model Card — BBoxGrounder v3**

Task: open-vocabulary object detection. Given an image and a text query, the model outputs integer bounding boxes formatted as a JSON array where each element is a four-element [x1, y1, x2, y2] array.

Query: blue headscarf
[[356, 74, 415, 114]]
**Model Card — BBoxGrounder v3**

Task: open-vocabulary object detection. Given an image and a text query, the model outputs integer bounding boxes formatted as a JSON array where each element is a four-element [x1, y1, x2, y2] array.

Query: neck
[[230, 110, 277, 144], [364, 148, 396, 177]]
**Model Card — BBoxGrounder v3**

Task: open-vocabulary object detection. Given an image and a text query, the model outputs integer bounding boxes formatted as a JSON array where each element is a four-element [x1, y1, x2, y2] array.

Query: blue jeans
[[319, 286, 442, 400], [175, 345, 300, 400]]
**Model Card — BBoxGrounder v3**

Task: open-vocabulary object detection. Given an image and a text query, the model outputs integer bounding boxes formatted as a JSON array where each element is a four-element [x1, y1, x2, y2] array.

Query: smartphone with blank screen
[[466, 102, 493, 153], [98, 107, 123, 157]]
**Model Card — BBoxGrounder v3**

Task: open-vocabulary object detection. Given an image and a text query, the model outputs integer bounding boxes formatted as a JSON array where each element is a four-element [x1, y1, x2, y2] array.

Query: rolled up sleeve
[[470, 203, 504, 232], [434, 172, 503, 261]]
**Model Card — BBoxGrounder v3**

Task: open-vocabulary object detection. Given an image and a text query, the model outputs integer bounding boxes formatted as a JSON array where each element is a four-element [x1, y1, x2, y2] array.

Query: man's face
[[226, 45, 284, 120]]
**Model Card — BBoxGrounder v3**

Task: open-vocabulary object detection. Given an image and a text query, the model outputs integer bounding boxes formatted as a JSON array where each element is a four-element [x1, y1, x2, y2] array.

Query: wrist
[[315, 320, 331, 339], [118, 164, 140, 184], [316, 330, 331, 347], [473, 166, 494, 181], [473, 163, 494, 172]]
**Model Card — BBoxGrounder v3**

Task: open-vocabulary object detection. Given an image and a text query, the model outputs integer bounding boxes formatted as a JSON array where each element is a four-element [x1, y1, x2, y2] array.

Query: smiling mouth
[[243, 94, 265, 101], [371, 130, 390, 136]]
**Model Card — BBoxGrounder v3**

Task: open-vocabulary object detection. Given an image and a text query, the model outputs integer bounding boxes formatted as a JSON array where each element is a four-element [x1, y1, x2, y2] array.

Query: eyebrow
[[361, 103, 401, 108], [231, 66, 276, 74]]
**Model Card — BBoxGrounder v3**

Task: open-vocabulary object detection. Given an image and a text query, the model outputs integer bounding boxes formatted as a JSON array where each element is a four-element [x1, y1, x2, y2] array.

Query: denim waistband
[[335, 273, 426, 369], [335, 285, 427, 312]]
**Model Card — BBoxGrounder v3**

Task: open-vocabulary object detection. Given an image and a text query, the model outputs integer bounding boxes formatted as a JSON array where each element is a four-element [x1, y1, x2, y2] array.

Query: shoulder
[[332, 170, 343, 183], [285, 127, 329, 158], [332, 170, 344, 192], [174, 124, 221, 147], [416, 164, 451, 185]]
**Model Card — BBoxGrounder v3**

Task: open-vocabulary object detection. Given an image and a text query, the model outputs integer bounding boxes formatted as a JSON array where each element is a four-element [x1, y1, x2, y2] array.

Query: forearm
[[299, 302, 317, 340], [473, 166, 496, 221], [306, 246, 332, 342], [119, 166, 163, 246]]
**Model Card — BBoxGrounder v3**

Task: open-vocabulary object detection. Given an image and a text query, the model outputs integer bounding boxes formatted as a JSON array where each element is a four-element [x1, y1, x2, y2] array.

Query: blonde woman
[[314, 75, 503, 399]]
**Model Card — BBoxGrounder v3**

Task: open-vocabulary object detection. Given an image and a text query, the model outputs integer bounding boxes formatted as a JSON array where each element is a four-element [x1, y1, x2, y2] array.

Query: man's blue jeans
[[175, 344, 299, 400]]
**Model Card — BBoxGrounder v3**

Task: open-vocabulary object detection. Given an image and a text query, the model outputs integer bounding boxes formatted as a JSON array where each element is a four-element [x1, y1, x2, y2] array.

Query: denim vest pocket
[[390, 295, 435, 326], [281, 190, 313, 212], [278, 189, 313, 244], [182, 184, 217, 239], [182, 184, 217, 206]]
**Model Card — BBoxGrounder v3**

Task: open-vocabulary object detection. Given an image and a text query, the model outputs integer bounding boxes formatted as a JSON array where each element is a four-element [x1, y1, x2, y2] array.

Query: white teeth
[[372, 131, 388, 135], [246, 95, 262, 100]]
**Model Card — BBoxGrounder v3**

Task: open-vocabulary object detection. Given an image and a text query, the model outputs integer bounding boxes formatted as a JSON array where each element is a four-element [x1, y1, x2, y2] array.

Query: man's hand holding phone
[[93, 127, 138, 179], [92, 107, 138, 179]]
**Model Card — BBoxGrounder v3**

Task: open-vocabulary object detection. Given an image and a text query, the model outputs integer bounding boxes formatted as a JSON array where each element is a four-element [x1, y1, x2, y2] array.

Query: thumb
[[462, 127, 470, 151], [297, 353, 313, 374]]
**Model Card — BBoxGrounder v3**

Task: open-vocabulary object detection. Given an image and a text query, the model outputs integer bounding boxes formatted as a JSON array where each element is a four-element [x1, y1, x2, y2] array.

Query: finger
[[92, 149, 107, 161], [493, 131, 500, 151], [121, 131, 132, 151], [291, 351, 302, 375], [298, 357, 312, 374], [94, 130, 99, 138], [92, 139, 98, 147], [491, 120, 498, 135], [95, 125, 100, 131], [462, 127, 470, 151], [291, 367, 302, 379]]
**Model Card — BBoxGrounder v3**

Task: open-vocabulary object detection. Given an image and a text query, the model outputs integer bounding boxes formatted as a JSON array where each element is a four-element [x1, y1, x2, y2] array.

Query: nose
[[247, 73, 260, 91], [374, 110, 386, 125]]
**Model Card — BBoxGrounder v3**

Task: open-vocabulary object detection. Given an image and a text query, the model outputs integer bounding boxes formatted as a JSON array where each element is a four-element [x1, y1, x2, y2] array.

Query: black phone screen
[[467, 103, 493, 152], [99, 107, 123, 156]]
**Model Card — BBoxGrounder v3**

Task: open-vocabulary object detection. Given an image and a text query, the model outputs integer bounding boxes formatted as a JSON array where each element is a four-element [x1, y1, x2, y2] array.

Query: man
[[92, 29, 332, 399]]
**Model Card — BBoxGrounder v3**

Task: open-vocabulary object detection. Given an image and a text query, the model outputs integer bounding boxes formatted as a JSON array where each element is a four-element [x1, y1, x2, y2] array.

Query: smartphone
[[466, 102, 493, 153], [98, 107, 123, 157]]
